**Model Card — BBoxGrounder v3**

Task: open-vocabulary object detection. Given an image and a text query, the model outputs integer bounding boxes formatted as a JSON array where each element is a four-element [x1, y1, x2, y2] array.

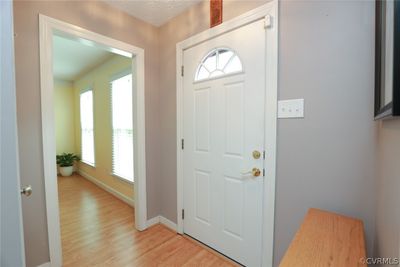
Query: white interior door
[[1, 1, 26, 266], [183, 19, 266, 266]]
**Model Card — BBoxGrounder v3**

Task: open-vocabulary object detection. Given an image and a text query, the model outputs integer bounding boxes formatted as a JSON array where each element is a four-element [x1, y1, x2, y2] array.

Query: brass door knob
[[241, 168, 262, 177], [21, 185, 32, 197], [252, 168, 261, 177]]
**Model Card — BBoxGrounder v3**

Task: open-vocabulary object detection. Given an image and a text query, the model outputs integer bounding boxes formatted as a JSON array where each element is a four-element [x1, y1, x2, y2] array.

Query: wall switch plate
[[278, 99, 304, 119]]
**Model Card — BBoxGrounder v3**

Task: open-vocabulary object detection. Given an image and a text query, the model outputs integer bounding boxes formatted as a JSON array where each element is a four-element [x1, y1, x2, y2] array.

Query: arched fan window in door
[[195, 48, 243, 82]]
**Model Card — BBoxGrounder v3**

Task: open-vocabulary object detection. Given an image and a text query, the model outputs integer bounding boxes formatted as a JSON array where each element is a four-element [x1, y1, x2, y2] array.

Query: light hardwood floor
[[58, 174, 236, 266]]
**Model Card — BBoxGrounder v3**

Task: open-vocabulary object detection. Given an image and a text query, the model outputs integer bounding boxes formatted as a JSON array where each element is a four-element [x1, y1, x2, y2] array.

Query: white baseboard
[[146, 216, 178, 232], [36, 262, 51, 267], [160, 216, 178, 232], [146, 216, 160, 228], [78, 170, 135, 207]]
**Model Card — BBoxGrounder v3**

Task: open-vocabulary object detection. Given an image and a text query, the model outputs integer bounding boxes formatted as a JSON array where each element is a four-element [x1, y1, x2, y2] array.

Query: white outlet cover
[[278, 99, 304, 119]]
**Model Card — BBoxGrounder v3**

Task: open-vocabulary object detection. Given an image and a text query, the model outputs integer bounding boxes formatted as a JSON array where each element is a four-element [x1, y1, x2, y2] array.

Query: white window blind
[[111, 74, 134, 182], [80, 90, 95, 166]]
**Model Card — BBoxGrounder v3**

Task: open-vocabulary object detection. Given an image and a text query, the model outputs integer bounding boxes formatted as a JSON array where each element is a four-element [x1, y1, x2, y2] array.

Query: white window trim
[[110, 69, 132, 82], [194, 70, 244, 84], [176, 2, 278, 266], [110, 71, 134, 183], [80, 160, 95, 168], [79, 88, 96, 167], [111, 172, 134, 185], [80, 85, 93, 94], [39, 15, 147, 267], [194, 47, 244, 82]]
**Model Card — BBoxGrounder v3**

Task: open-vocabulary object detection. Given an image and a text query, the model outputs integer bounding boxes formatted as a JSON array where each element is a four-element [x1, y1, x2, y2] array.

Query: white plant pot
[[59, 166, 73, 177]]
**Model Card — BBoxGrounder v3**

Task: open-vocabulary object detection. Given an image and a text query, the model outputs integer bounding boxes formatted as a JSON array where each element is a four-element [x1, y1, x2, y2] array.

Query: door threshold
[[182, 234, 243, 266]]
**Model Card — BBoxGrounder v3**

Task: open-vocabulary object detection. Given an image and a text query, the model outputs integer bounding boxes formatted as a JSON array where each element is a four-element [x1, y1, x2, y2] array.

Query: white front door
[[183, 19, 266, 266], [1, 1, 26, 266]]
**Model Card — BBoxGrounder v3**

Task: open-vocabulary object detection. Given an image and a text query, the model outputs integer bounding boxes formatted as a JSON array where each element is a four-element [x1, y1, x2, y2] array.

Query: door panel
[[194, 88, 210, 152], [195, 170, 211, 224], [224, 82, 244, 156], [1, 1, 26, 266], [183, 19, 266, 266]]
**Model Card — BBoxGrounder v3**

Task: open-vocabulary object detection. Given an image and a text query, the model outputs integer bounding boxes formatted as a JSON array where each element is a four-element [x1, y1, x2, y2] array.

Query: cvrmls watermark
[[360, 257, 400, 265]]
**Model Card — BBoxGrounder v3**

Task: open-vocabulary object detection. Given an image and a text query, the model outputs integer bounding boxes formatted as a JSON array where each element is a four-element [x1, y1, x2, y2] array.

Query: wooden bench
[[279, 208, 367, 267]]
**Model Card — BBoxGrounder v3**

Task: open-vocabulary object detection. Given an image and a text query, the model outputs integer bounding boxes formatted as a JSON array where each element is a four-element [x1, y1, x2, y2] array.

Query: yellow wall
[[54, 79, 76, 155], [73, 55, 134, 200]]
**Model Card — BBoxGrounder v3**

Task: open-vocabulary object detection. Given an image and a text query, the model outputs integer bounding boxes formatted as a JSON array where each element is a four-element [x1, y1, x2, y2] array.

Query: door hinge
[[181, 66, 184, 76], [263, 168, 265, 177], [181, 139, 184, 150], [263, 150, 266, 159], [264, 15, 272, 29], [182, 209, 185, 220]]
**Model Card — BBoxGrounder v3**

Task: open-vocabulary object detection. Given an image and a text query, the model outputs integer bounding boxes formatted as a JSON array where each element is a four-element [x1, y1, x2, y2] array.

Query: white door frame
[[39, 15, 147, 267], [176, 1, 278, 266]]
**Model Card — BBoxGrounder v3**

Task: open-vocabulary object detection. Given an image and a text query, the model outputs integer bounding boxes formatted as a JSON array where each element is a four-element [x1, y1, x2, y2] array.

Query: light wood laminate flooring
[[58, 174, 236, 266]]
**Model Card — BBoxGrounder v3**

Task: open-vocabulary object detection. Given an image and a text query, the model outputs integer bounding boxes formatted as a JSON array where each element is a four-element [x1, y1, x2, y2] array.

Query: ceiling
[[53, 35, 116, 81], [53, 1, 204, 80], [102, 0, 203, 27]]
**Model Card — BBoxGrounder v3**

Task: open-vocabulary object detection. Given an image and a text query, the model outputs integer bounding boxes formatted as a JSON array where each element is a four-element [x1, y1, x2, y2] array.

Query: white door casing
[[39, 15, 147, 266], [176, 2, 278, 266], [0, 1, 26, 266]]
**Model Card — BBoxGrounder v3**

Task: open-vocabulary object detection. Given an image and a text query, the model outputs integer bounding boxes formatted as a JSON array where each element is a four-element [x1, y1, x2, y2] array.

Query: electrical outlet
[[278, 99, 304, 119]]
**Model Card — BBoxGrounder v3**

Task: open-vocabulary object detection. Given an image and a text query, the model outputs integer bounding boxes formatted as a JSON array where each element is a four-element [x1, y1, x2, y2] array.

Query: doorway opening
[[39, 15, 147, 266], [53, 34, 137, 264]]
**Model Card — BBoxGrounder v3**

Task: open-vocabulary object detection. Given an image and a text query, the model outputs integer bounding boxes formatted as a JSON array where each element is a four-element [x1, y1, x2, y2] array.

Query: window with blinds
[[111, 73, 134, 182], [80, 90, 95, 166]]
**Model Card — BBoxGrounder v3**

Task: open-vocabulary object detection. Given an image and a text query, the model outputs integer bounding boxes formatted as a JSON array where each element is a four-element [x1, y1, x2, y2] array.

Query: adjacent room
[[53, 34, 135, 195], [53, 35, 139, 264], [2, 0, 400, 267]]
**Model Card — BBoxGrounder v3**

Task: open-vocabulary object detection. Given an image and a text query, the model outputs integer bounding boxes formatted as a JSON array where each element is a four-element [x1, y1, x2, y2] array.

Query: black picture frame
[[375, 0, 400, 119]]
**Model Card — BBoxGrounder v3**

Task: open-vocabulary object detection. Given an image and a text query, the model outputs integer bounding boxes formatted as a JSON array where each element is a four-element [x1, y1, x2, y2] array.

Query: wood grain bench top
[[279, 208, 367, 267]]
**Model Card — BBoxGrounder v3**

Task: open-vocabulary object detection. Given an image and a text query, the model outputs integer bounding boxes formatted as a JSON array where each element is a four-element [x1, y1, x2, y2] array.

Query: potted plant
[[56, 153, 80, 176]]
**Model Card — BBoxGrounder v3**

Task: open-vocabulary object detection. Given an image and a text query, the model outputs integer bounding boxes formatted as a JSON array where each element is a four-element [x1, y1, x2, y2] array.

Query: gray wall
[[374, 120, 400, 265], [13, 1, 160, 266], [13, 0, 380, 266], [158, 1, 378, 265], [275, 1, 377, 264]]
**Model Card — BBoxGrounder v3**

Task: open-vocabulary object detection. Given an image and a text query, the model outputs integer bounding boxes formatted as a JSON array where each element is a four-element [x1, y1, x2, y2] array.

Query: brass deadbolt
[[253, 150, 261, 159]]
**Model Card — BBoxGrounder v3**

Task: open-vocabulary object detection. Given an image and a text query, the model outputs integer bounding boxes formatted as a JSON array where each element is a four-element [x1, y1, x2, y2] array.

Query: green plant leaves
[[56, 153, 81, 167]]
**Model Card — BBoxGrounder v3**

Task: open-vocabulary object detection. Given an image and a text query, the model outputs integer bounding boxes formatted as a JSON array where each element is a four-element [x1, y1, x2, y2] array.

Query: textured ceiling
[[102, 0, 203, 27], [53, 35, 116, 81]]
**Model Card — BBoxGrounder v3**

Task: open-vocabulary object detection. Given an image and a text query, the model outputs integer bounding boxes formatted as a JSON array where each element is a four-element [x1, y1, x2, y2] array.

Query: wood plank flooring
[[58, 174, 235, 266]]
